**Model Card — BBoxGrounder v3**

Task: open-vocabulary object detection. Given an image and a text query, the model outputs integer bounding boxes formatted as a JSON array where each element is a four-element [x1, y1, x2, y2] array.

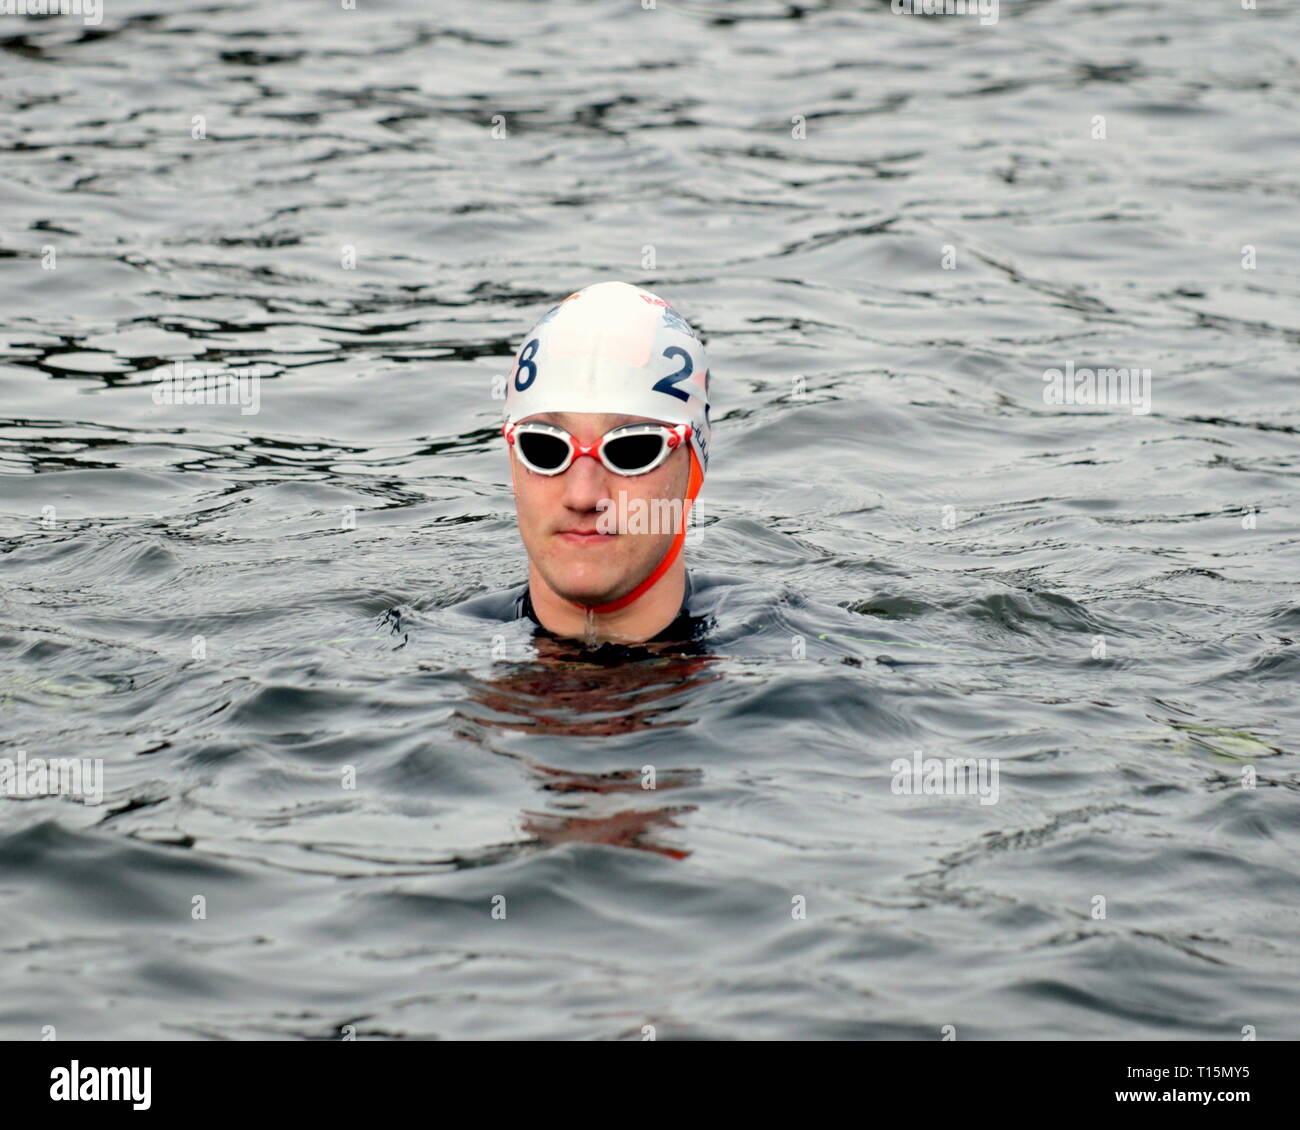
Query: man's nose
[[561, 452, 610, 510]]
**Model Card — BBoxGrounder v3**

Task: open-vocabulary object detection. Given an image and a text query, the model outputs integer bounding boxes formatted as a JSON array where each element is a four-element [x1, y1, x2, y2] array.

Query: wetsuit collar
[[519, 571, 697, 643]]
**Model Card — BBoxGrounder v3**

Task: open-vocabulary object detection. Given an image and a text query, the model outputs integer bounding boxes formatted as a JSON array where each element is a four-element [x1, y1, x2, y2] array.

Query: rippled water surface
[[1, 0, 1298, 1040]]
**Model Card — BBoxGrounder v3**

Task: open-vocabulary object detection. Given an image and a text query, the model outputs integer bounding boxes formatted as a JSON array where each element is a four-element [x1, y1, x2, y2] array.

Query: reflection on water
[[459, 647, 718, 859], [464, 646, 719, 737]]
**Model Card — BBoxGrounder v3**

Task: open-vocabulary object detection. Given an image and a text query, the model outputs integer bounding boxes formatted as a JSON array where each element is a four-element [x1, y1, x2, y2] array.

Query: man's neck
[[527, 558, 687, 644]]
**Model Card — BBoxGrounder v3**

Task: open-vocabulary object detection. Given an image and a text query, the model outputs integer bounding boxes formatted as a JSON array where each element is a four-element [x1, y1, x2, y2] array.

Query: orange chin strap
[[575, 447, 704, 616]]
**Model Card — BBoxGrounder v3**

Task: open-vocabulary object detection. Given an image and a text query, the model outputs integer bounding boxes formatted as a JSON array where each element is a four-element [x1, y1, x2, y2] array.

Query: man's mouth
[[557, 528, 616, 545]]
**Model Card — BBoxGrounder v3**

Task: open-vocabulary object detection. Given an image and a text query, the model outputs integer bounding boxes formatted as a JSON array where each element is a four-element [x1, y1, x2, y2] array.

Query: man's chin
[[548, 576, 625, 608], [539, 558, 635, 609]]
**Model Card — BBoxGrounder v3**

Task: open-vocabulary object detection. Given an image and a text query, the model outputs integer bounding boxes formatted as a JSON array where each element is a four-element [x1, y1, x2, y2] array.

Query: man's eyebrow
[[531, 412, 643, 428]]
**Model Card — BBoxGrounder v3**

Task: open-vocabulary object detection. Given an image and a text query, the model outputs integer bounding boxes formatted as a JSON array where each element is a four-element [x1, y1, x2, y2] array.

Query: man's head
[[503, 282, 711, 615]]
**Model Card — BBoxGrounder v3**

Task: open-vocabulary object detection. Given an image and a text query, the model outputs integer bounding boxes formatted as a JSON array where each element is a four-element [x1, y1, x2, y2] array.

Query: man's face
[[510, 411, 690, 607]]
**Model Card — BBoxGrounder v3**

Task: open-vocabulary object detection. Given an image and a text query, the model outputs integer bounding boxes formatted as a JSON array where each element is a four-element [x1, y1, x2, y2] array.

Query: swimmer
[[465, 281, 713, 646]]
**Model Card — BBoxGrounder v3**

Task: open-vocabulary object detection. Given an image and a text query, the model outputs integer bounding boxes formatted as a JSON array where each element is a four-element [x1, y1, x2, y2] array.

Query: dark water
[[2, 0, 1298, 1040]]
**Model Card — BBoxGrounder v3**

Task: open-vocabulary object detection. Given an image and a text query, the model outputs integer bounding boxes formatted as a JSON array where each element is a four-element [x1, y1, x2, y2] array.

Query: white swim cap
[[504, 281, 712, 474]]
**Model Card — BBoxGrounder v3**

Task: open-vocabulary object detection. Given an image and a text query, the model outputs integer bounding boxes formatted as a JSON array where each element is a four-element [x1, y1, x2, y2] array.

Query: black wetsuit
[[457, 569, 712, 639], [453, 570, 716, 646], [450, 570, 882, 662]]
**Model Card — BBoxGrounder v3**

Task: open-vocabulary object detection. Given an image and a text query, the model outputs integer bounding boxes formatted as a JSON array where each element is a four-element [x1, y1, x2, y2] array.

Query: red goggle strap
[[576, 440, 702, 616]]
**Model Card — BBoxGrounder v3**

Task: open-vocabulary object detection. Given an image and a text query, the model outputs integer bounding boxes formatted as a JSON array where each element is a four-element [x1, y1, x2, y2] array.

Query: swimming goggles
[[504, 421, 692, 477]]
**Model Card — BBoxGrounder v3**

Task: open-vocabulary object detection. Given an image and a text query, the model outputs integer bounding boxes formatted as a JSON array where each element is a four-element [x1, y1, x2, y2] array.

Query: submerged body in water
[[436, 569, 910, 865], [450, 569, 893, 664]]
